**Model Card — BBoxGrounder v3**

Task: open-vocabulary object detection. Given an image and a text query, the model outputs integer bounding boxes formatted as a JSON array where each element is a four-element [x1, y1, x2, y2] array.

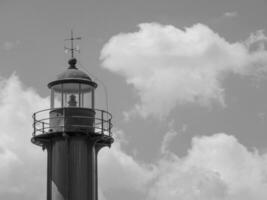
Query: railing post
[[63, 108, 65, 133], [42, 122, 45, 134], [108, 119, 111, 136], [33, 113, 36, 136], [101, 111, 104, 135]]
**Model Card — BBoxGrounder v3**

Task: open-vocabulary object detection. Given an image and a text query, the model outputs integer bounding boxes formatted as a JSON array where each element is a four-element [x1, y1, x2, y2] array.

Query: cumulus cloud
[[99, 130, 267, 200], [246, 30, 267, 52], [0, 73, 267, 200], [160, 122, 187, 155], [148, 133, 267, 200], [99, 131, 157, 193], [100, 23, 267, 118], [0, 74, 49, 200]]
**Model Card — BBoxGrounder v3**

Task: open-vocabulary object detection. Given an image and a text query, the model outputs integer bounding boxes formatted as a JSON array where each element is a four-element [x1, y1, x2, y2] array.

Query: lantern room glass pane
[[80, 83, 94, 108], [62, 83, 79, 107], [80, 84, 92, 93], [50, 83, 94, 109], [52, 85, 62, 108], [82, 92, 92, 108]]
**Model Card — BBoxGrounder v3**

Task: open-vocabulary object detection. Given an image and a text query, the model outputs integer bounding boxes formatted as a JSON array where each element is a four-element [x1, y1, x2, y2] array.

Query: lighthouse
[[31, 34, 113, 200]]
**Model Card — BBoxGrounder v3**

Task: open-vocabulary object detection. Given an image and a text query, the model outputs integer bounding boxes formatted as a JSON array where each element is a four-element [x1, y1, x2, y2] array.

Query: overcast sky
[[1, 0, 267, 200]]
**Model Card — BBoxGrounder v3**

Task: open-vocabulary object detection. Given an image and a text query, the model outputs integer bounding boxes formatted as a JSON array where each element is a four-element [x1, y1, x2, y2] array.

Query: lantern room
[[32, 57, 113, 140], [46, 58, 98, 134], [48, 58, 97, 109]]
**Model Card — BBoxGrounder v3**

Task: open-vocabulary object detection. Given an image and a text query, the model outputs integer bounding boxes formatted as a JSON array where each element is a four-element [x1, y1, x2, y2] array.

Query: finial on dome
[[64, 30, 82, 60], [68, 58, 77, 69]]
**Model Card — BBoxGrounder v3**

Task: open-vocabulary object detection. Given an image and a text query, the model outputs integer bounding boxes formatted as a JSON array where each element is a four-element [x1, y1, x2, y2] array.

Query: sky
[[1, 0, 267, 199]]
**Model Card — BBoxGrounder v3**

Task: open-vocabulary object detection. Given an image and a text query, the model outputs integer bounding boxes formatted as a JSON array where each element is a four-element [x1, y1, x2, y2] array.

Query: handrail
[[32, 107, 112, 138], [33, 107, 112, 119]]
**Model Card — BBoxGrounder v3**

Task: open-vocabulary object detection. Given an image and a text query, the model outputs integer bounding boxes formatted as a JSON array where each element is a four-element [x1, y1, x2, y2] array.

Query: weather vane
[[64, 30, 82, 58]]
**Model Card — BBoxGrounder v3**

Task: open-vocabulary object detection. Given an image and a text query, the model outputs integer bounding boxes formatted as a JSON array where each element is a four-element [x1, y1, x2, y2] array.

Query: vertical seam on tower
[[67, 137, 70, 200]]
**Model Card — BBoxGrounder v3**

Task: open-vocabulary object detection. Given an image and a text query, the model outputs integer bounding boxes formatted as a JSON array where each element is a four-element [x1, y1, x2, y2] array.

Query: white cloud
[[99, 131, 157, 192], [160, 129, 178, 155], [160, 122, 187, 155], [223, 12, 238, 18], [99, 130, 267, 200], [246, 30, 267, 52], [2, 40, 20, 51], [0, 73, 267, 200], [148, 133, 267, 200], [100, 23, 267, 118], [153, 134, 267, 200], [0, 74, 49, 200]]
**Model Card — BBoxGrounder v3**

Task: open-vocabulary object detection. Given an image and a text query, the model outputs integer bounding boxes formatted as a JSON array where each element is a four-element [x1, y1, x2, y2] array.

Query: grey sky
[[1, 0, 267, 200]]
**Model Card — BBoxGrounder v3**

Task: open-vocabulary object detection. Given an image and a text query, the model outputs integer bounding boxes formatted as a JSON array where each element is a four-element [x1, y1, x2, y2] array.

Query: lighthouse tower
[[31, 35, 113, 200]]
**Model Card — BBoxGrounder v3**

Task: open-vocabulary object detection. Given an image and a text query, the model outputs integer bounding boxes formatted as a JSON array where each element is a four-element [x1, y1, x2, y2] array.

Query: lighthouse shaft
[[46, 136, 99, 200], [32, 56, 113, 200]]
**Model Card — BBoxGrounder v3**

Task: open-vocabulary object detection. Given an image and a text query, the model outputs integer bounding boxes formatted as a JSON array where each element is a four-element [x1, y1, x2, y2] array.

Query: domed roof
[[56, 58, 92, 81], [57, 68, 92, 80], [48, 58, 97, 89]]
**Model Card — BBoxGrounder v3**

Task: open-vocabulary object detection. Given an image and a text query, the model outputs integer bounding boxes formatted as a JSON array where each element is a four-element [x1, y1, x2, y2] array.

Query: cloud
[[160, 122, 187, 155], [99, 130, 267, 200], [0, 73, 49, 200], [0, 73, 267, 200], [246, 30, 267, 52], [99, 131, 157, 193], [147, 133, 267, 200], [2, 40, 20, 51], [100, 23, 267, 118], [223, 12, 238, 18]]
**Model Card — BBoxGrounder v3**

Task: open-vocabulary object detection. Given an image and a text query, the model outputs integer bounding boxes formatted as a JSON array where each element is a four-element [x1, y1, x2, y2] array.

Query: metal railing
[[32, 108, 112, 137]]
